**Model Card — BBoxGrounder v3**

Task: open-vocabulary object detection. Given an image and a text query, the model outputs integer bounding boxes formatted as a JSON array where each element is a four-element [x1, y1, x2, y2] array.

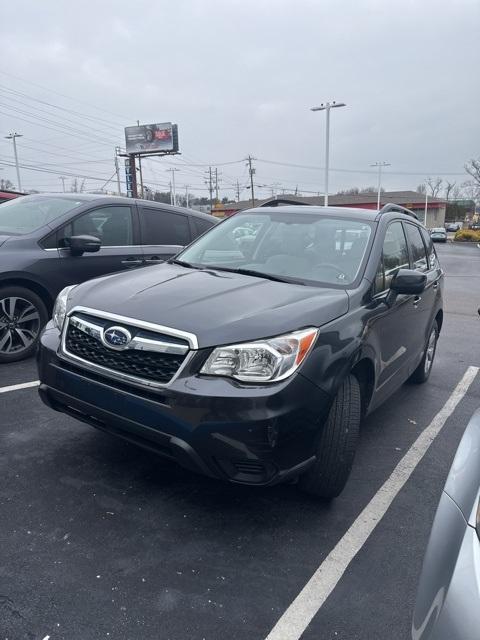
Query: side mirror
[[67, 235, 101, 256], [391, 269, 427, 294]]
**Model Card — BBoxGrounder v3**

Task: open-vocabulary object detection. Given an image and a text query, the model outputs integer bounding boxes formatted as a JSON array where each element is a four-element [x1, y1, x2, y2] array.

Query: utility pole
[[205, 167, 214, 212], [5, 132, 23, 191], [114, 147, 121, 195], [310, 101, 346, 206], [214, 167, 219, 203], [370, 161, 390, 209], [166, 168, 179, 206], [59, 176, 66, 192], [270, 182, 281, 198], [247, 155, 256, 207]]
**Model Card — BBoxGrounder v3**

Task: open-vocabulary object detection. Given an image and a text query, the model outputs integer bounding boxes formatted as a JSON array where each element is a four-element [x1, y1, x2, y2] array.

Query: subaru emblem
[[102, 326, 132, 350]]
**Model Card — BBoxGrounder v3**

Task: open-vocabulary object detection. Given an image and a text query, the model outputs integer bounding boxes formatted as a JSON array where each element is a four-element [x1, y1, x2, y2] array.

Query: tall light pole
[[424, 189, 428, 226], [5, 132, 23, 191], [370, 161, 391, 209], [310, 102, 346, 206]]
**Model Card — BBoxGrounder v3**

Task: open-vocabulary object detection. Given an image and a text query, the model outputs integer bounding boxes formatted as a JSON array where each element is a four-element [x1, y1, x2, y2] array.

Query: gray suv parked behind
[[0, 194, 215, 362]]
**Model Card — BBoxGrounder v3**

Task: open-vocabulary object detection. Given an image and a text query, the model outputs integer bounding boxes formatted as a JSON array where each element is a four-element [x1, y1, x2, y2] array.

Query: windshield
[[0, 195, 84, 235], [177, 211, 373, 287]]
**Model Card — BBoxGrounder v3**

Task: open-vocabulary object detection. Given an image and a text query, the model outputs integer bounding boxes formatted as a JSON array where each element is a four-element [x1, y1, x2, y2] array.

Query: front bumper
[[37, 325, 332, 486]]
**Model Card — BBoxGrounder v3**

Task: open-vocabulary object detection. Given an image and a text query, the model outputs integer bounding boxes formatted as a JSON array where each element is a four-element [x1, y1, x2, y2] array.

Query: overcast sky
[[0, 0, 478, 200]]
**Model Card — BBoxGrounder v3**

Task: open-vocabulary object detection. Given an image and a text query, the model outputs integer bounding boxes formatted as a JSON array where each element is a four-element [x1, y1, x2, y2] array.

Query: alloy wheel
[[0, 296, 41, 354], [424, 328, 437, 376]]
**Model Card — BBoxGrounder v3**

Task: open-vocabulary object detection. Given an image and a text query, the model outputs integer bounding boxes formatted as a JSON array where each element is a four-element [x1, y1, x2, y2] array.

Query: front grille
[[64, 316, 189, 385]]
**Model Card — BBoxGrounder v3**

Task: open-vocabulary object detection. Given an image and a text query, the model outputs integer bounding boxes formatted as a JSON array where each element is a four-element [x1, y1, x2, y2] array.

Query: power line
[[0, 102, 118, 146], [256, 157, 466, 176], [0, 69, 131, 122], [0, 108, 118, 149]]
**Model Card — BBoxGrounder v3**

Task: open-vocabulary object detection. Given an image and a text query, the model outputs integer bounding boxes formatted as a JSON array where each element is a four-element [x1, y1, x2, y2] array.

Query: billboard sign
[[124, 158, 133, 197], [124, 122, 179, 155]]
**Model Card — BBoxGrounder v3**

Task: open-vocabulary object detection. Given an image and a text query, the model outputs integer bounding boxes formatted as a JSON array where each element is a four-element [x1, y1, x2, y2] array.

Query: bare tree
[[444, 181, 456, 202], [0, 178, 14, 190], [461, 180, 480, 205], [465, 158, 480, 186], [336, 186, 382, 195], [416, 183, 426, 194], [425, 177, 443, 197]]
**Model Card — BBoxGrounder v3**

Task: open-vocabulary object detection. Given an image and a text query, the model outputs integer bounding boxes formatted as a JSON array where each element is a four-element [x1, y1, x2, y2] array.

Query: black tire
[[298, 374, 361, 499], [409, 321, 439, 384], [0, 286, 49, 364]]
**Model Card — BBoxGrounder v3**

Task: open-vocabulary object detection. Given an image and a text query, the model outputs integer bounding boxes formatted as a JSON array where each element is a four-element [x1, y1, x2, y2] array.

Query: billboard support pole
[[129, 155, 138, 198], [138, 155, 144, 199]]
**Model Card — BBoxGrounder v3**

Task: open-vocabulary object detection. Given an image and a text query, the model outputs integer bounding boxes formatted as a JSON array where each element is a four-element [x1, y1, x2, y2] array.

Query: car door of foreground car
[[138, 206, 192, 265], [367, 220, 420, 408], [46, 204, 144, 292], [403, 222, 437, 361]]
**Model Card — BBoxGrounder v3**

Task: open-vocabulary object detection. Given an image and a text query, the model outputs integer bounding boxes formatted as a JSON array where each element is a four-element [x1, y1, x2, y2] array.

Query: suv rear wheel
[[298, 374, 361, 499], [0, 286, 48, 363], [409, 320, 439, 384]]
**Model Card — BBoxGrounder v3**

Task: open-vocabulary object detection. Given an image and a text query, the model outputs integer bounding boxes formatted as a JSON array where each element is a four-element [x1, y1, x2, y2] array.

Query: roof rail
[[379, 203, 419, 220]]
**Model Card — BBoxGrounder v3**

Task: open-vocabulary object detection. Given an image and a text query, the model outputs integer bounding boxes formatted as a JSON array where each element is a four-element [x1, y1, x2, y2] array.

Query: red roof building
[[225, 190, 446, 228]]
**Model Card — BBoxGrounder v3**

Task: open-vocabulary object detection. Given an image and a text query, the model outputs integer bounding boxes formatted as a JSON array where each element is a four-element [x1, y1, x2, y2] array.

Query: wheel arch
[[0, 278, 54, 313], [435, 309, 443, 333], [350, 357, 376, 417]]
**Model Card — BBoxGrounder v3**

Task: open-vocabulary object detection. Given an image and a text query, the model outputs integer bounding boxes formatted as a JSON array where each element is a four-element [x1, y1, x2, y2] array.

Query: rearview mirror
[[67, 235, 101, 256]]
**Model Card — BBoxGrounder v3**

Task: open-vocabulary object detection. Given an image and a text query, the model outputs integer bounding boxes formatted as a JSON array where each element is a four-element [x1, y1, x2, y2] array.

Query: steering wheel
[[314, 263, 348, 280]]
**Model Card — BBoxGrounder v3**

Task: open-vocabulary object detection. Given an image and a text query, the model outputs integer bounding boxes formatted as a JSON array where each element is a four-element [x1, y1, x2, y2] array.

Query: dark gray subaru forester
[[37, 204, 443, 498]]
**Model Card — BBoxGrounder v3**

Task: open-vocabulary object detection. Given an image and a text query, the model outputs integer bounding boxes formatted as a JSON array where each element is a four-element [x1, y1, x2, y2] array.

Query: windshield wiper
[[202, 265, 303, 284], [168, 258, 203, 269]]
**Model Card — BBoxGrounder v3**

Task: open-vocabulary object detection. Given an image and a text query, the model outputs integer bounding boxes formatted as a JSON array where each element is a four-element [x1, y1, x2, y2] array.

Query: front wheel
[[298, 374, 361, 499], [409, 321, 439, 384], [0, 287, 48, 363]]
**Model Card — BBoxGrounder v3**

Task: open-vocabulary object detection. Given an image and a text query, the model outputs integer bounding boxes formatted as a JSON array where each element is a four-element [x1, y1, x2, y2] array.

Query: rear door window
[[192, 217, 214, 238], [404, 223, 428, 272], [140, 208, 191, 246], [420, 227, 438, 270]]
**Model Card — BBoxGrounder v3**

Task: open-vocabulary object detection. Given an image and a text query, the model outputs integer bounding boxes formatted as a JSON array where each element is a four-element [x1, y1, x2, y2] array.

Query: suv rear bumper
[[38, 325, 332, 486]]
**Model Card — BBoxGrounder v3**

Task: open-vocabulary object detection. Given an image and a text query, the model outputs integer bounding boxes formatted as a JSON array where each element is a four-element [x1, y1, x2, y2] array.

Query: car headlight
[[52, 285, 77, 330], [200, 328, 318, 383]]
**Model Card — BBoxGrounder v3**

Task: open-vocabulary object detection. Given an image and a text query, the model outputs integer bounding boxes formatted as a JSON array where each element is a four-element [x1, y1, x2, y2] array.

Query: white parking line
[[0, 380, 40, 394], [265, 365, 479, 640]]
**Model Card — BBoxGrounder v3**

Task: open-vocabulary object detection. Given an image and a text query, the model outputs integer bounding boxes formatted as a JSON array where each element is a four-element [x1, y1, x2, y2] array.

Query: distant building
[[225, 190, 446, 228], [0, 189, 25, 204]]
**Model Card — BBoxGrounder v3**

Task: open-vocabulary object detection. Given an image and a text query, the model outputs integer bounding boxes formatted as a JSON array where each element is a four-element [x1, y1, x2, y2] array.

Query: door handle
[[145, 256, 165, 264], [413, 295, 422, 306], [121, 258, 143, 266]]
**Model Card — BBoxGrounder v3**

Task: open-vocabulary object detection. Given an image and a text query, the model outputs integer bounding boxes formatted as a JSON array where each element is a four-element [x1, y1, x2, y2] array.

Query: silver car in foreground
[[412, 410, 480, 640]]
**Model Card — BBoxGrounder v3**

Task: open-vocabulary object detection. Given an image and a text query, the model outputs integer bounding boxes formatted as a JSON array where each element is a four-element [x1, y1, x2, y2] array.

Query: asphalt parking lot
[[2, 241, 480, 640]]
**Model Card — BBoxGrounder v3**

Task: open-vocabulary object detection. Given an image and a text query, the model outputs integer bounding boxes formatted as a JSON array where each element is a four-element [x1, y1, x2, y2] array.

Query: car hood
[[69, 263, 349, 348]]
